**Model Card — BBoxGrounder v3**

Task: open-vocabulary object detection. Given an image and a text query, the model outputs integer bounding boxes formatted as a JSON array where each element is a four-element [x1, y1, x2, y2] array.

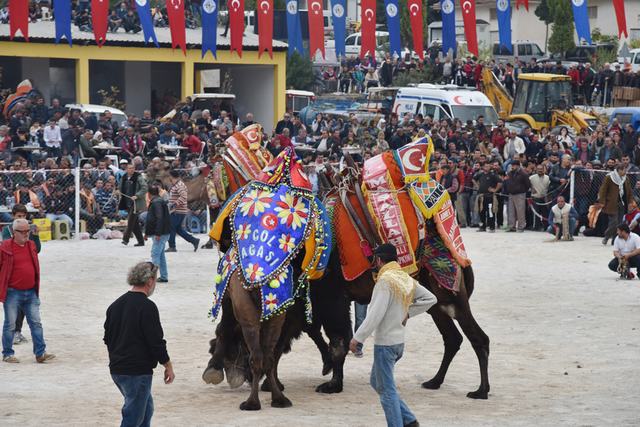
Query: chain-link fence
[[0, 165, 214, 242]]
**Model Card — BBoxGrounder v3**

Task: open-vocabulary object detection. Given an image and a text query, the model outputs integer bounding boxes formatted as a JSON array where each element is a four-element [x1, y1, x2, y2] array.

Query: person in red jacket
[[182, 127, 203, 154], [1, 218, 55, 363]]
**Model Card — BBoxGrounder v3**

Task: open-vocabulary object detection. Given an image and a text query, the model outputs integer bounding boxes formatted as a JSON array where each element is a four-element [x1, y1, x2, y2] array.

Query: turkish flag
[[613, 0, 628, 39], [515, 0, 528, 11], [91, 0, 109, 47], [359, 0, 376, 59], [460, 0, 478, 57], [228, 0, 245, 57], [166, 0, 187, 54], [257, 0, 273, 58], [407, 0, 424, 60], [9, 0, 29, 41], [307, 0, 325, 59]]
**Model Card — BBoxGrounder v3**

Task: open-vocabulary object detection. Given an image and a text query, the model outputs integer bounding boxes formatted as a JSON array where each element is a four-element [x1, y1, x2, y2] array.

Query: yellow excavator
[[480, 68, 599, 132]]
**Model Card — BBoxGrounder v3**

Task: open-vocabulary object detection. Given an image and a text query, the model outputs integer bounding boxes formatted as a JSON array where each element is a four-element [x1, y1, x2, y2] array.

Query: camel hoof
[[202, 367, 224, 385], [315, 380, 343, 394], [225, 367, 246, 389], [322, 362, 333, 376], [271, 396, 292, 408], [421, 379, 442, 390], [466, 389, 488, 400], [239, 400, 261, 411]]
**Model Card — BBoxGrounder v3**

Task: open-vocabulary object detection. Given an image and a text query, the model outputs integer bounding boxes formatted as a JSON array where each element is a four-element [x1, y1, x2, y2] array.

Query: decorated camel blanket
[[223, 124, 273, 193], [359, 137, 470, 291], [210, 148, 331, 322]]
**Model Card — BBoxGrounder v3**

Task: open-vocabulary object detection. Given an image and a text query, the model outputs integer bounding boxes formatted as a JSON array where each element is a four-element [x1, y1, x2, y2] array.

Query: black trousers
[[123, 208, 144, 245], [609, 255, 640, 272], [480, 194, 496, 230]]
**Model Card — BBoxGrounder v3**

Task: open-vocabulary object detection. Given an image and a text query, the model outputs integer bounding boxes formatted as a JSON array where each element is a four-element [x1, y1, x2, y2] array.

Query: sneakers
[[166, 247, 177, 253], [36, 353, 56, 363], [353, 349, 364, 358], [3, 355, 19, 363], [13, 332, 28, 345], [134, 242, 145, 247], [157, 278, 168, 283]]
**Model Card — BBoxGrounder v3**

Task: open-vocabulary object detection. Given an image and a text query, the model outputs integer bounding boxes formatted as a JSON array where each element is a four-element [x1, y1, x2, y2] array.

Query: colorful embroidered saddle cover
[[359, 137, 470, 291], [210, 148, 331, 321]]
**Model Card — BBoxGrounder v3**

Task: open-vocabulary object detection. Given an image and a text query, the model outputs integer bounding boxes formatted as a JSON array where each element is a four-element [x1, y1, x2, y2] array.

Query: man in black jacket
[[104, 261, 175, 427], [145, 183, 171, 283], [504, 160, 531, 232], [118, 163, 147, 247]]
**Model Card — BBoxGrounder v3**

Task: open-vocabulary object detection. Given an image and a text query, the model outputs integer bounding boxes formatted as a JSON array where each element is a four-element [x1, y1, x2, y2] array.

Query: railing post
[[75, 166, 80, 239], [569, 169, 575, 206]]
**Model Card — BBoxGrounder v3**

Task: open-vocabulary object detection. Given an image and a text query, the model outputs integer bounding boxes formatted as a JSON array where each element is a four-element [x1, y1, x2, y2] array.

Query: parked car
[[286, 90, 315, 116], [345, 31, 389, 60], [625, 48, 640, 73], [65, 104, 127, 127], [493, 40, 545, 64], [540, 43, 617, 64]]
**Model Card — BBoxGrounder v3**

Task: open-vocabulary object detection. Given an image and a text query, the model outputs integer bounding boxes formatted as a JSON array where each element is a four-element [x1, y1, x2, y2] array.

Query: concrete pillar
[[22, 58, 51, 103], [181, 60, 194, 100], [124, 61, 151, 116], [76, 58, 90, 104]]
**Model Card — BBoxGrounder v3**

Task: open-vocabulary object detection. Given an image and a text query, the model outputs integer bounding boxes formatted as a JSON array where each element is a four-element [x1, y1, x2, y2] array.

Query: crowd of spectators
[[320, 52, 640, 107]]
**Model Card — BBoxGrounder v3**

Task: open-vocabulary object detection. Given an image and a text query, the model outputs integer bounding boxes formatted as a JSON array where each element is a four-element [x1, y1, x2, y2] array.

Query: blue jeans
[[169, 213, 197, 249], [354, 303, 368, 351], [547, 218, 577, 236], [2, 288, 46, 358], [151, 234, 170, 280], [111, 374, 154, 427], [370, 344, 416, 427]]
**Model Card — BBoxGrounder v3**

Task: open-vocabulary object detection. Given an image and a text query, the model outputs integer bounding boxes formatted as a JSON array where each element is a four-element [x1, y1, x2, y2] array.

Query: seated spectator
[[96, 180, 118, 219], [547, 196, 579, 240], [119, 127, 144, 159], [79, 183, 105, 234], [608, 223, 640, 279], [45, 186, 74, 227], [14, 182, 41, 212], [75, 10, 92, 32], [108, 10, 123, 32], [79, 129, 99, 160], [123, 10, 141, 33], [182, 128, 203, 154]]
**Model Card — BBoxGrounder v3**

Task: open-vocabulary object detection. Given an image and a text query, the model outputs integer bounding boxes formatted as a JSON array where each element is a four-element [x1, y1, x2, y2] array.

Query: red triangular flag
[[359, 0, 376, 59], [9, 0, 29, 41], [459, 0, 478, 57], [308, 0, 325, 59], [166, 0, 187, 54], [228, 0, 245, 57], [613, 0, 628, 39], [91, 0, 109, 47], [515, 0, 528, 11], [257, 0, 273, 58]]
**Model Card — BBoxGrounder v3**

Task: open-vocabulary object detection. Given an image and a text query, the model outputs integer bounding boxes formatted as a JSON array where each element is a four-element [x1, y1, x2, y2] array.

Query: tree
[[286, 52, 315, 90], [534, 0, 553, 52], [547, 0, 575, 56]]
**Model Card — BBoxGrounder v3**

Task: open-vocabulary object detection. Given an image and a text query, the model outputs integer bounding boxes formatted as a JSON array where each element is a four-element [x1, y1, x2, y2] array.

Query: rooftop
[[0, 21, 288, 51]]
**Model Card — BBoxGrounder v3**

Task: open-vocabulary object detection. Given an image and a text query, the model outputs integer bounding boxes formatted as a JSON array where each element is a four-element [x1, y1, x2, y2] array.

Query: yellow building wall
[[0, 42, 286, 126]]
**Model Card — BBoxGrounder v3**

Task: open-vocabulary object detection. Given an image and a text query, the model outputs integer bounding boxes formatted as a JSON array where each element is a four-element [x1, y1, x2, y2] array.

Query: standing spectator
[[529, 164, 550, 230], [43, 119, 62, 159], [349, 244, 436, 427], [145, 183, 171, 283], [474, 162, 502, 232], [166, 170, 200, 252], [275, 113, 294, 135], [1, 218, 55, 363], [503, 160, 530, 232], [118, 164, 147, 247], [599, 164, 633, 245], [103, 262, 175, 427], [582, 63, 596, 105]]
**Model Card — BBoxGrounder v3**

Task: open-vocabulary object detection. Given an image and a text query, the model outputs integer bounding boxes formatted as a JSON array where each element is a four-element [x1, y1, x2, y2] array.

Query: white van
[[344, 31, 389, 58], [493, 40, 545, 63], [627, 48, 640, 73], [392, 85, 499, 125], [65, 103, 127, 126]]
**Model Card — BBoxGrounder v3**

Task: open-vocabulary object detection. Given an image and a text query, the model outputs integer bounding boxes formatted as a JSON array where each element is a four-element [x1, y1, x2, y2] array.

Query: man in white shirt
[[350, 244, 437, 427], [42, 119, 61, 158], [609, 223, 640, 279]]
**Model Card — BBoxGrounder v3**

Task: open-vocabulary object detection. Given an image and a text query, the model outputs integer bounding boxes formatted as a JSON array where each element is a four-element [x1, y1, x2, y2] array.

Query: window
[[634, 54, 640, 65], [587, 6, 597, 19], [345, 35, 357, 46], [532, 44, 544, 56], [518, 44, 532, 56]]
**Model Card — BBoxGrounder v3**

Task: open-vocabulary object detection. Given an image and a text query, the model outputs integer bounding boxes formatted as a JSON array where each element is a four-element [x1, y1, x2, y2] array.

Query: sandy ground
[[1, 230, 639, 427]]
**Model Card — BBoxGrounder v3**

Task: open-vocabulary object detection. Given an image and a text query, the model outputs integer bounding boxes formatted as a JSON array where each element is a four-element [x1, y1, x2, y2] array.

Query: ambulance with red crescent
[[392, 84, 499, 126]]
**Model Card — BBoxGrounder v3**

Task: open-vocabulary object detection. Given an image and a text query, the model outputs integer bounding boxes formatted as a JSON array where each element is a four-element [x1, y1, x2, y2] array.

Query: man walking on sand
[[350, 243, 437, 427], [145, 183, 171, 283], [1, 218, 55, 363], [166, 170, 200, 252], [104, 261, 175, 427]]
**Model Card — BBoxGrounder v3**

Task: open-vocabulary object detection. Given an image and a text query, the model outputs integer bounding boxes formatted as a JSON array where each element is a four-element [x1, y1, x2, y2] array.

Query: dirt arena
[[1, 230, 639, 426]]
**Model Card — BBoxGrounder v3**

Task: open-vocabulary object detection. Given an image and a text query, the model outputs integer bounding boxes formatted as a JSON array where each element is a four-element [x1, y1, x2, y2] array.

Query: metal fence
[[0, 165, 213, 241]]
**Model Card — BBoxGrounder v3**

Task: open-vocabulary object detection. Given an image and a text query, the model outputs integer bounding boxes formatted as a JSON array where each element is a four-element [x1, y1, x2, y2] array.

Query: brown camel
[[224, 270, 292, 410]]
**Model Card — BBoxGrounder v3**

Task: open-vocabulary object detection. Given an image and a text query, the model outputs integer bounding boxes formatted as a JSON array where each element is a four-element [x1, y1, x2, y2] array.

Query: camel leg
[[455, 306, 490, 399], [306, 325, 332, 376], [203, 297, 236, 384], [315, 335, 347, 394], [228, 276, 263, 410], [422, 308, 463, 390], [260, 314, 292, 408]]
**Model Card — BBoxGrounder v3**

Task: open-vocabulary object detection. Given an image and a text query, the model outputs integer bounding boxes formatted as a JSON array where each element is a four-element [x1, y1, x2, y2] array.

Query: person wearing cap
[[350, 243, 437, 427], [118, 163, 147, 247]]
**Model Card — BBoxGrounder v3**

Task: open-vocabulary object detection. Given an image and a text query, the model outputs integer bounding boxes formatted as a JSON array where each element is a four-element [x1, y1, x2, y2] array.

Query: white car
[[65, 104, 127, 126], [344, 31, 389, 60]]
